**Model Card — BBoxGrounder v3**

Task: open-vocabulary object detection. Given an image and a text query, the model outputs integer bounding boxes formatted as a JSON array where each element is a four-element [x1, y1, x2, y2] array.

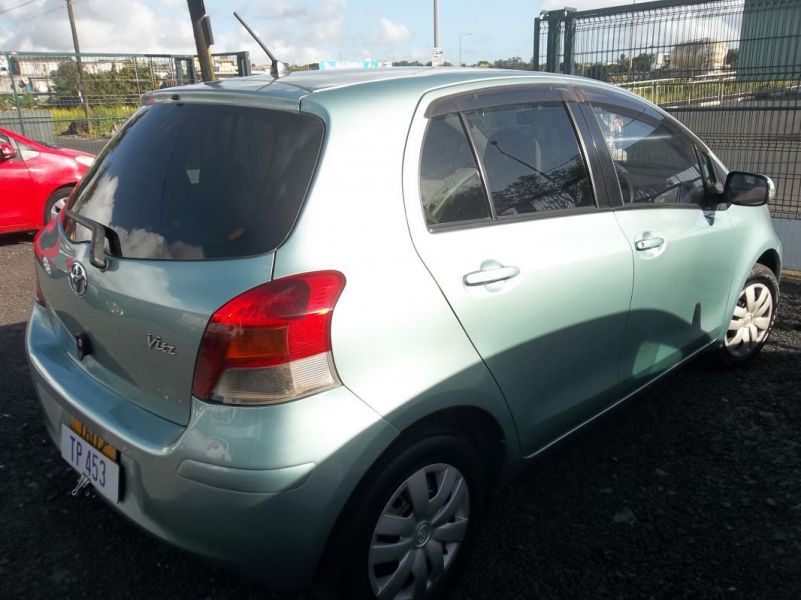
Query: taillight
[[192, 271, 346, 405]]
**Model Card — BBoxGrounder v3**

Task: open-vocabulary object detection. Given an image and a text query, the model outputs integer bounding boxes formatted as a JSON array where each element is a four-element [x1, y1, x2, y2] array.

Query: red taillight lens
[[192, 271, 346, 405]]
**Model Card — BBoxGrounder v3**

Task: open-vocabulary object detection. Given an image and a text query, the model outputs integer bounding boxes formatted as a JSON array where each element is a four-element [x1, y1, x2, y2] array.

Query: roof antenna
[[233, 11, 290, 79]]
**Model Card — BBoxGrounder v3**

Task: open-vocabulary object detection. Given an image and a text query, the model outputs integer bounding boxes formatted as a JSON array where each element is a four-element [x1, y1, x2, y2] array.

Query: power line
[[16, 3, 62, 23], [0, 0, 37, 16]]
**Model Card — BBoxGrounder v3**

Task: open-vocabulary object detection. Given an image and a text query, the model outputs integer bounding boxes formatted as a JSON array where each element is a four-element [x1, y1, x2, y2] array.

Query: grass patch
[[50, 105, 138, 137]]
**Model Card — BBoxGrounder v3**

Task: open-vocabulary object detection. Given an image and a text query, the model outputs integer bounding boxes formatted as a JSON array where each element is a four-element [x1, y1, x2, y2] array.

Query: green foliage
[[0, 93, 37, 110], [492, 56, 533, 70], [586, 63, 609, 82], [632, 53, 655, 73], [50, 105, 137, 138], [52, 59, 151, 104]]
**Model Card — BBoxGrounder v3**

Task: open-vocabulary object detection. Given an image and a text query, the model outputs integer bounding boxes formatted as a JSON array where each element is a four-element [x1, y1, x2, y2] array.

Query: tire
[[719, 263, 779, 366], [320, 430, 484, 600], [43, 186, 73, 224]]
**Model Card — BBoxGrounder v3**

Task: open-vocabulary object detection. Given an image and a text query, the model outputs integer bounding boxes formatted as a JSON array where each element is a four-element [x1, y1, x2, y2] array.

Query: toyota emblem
[[68, 261, 88, 296]]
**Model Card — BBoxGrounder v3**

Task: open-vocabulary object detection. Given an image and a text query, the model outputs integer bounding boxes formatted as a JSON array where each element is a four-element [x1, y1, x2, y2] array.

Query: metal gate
[[535, 0, 801, 268]]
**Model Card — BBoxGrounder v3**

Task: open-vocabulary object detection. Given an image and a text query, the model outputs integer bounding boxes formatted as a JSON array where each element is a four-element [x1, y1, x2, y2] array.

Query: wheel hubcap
[[724, 282, 773, 358], [368, 463, 469, 600], [50, 197, 66, 222]]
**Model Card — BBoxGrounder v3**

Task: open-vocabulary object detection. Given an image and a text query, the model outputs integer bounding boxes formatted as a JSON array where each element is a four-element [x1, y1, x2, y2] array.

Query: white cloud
[[375, 17, 411, 45], [227, 0, 348, 64], [540, 0, 621, 11], [1, 0, 193, 53]]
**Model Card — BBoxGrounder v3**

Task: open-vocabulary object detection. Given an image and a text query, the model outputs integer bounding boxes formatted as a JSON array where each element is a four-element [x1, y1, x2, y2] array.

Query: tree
[[52, 59, 152, 106], [586, 63, 609, 82], [493, 56, 532, 70], [632, 53, 654, 73], [725, 48, 738, 70]]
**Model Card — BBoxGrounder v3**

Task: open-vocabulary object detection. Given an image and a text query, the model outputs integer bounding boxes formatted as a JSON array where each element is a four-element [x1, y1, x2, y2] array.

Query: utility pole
[[432, 0, 443, 66], [65, 0, 92, 135], [187, 0, 215, 81]]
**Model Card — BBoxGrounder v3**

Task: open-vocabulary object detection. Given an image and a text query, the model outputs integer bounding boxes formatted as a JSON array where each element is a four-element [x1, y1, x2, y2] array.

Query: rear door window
[[463, 103, 595, 216], [67, 103, 324, 260], [419, 113, 491, 226]]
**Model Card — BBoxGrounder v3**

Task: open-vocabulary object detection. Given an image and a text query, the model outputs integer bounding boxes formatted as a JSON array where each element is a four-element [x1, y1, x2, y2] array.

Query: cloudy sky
[[0, 0, 624, 66]]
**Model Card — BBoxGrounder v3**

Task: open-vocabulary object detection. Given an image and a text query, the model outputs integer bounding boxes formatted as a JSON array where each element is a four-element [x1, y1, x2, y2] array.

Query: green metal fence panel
[[0, 50, 250, 154], [534, 0, 800, 220]]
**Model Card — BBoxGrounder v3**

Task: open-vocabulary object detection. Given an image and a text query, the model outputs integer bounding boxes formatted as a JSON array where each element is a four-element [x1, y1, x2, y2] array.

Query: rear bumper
[[26, 303, 398, 592]]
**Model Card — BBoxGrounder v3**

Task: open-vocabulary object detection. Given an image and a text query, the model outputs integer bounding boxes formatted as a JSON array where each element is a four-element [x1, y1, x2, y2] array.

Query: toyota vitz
[[27, 68, 782, 599]]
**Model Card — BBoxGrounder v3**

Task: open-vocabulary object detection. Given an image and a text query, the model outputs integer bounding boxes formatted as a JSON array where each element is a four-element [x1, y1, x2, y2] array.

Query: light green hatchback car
[[27, 68, 782, 599]]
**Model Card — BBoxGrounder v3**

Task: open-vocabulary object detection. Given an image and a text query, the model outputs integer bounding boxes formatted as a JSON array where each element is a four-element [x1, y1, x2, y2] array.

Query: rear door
[[0, 133, 34, 230], [404, 85, 634, 455], [578, 86, 735, 389], [36, 101, 324, 425]]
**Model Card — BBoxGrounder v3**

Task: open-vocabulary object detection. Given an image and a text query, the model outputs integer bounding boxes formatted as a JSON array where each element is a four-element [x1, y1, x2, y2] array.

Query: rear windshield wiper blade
[[64, 210, 122, 271]]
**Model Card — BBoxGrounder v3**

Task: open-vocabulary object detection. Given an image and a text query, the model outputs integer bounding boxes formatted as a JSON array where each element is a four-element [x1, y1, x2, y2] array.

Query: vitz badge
[[147, 333, 177, 356]]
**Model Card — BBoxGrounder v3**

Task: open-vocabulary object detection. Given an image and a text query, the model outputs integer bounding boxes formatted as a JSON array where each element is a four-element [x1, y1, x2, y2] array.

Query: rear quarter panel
[[273, 81, 521, 471], [23, 151, 85, 226]]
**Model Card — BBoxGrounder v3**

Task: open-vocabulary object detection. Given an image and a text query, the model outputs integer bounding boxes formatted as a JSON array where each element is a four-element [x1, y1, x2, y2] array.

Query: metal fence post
[[133, 58, 142, 95], [174, 58, 185, 85], [7, 53, 27, 137], [545, 11, 561, 73], [533, 17, 541, 71], [236, 51, 251, 77], [562, 9, 576, 75]]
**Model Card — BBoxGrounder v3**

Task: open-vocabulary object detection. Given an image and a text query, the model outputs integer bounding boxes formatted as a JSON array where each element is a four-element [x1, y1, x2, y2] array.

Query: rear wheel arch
[[314, 405, 507, 596], [43, 184, 75, 224]]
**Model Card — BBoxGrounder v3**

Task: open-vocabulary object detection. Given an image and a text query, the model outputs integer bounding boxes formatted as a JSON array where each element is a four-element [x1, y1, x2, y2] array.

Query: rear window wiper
[[64, 210, 122, 271]]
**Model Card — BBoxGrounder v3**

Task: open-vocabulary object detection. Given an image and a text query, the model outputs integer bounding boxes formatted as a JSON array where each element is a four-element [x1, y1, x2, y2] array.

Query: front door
[[585, 99, 736, 389], [0, 134, 34, 231]]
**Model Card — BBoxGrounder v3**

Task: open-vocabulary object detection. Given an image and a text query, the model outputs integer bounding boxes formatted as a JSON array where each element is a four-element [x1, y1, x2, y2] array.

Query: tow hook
[[71, 474, 91, 497]]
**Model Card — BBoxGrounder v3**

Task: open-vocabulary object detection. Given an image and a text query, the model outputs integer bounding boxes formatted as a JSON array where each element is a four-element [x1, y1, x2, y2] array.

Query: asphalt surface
[[1, 231, 800, 599]]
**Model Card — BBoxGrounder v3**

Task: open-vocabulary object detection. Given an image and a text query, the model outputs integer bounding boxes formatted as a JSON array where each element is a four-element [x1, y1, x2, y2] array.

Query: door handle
[[463, 265, 520, 287], [634, 236, 665, 251]]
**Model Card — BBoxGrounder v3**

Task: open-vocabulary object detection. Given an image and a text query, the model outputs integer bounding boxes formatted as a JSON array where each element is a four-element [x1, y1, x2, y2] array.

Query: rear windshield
[[66, 103, 324, 260]]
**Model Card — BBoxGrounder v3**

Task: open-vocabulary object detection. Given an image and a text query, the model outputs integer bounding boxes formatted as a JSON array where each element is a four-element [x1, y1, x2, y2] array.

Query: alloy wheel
[[49, 196, 67, 222], [368, 463, 470, 600]]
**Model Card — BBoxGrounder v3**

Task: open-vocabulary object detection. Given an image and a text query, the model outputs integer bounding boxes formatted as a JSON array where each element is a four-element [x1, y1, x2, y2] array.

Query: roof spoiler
[[233, 11, 290, 79]]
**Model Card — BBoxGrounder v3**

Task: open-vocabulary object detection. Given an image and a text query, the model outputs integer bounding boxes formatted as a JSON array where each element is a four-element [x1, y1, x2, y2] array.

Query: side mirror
[[0, 142, 17, 161], [724, 171, 774, 207]]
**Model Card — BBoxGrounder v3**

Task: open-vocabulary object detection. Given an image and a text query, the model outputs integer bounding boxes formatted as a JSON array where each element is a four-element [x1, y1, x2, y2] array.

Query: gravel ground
[[1, 231, 800, 599]]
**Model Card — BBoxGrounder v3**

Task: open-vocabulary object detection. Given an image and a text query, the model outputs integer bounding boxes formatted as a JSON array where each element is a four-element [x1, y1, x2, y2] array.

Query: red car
[[0, 127, 94, 234]]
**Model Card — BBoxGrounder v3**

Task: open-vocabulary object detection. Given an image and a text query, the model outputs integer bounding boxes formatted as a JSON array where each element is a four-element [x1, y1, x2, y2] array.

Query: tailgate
[[36, 239, 274, 425]]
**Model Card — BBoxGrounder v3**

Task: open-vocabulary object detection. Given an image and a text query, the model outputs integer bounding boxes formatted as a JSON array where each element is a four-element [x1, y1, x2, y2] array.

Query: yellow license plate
[[69, 417, 118, 462]]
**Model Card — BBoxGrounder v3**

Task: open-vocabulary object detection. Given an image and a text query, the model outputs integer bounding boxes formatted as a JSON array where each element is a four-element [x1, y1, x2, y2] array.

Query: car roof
[[152, 67, 599, 104], [146, 67, 657, 121]]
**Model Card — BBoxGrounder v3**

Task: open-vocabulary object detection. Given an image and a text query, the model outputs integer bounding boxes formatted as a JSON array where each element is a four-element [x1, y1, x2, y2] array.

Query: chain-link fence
[[535, 0, 801, 220], [1, 51, 250, 154]]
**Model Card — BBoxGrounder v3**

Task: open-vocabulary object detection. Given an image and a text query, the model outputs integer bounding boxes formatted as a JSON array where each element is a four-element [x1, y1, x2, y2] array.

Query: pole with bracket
[[65, 0, 92, 136], [187, 0, 215, 81]]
